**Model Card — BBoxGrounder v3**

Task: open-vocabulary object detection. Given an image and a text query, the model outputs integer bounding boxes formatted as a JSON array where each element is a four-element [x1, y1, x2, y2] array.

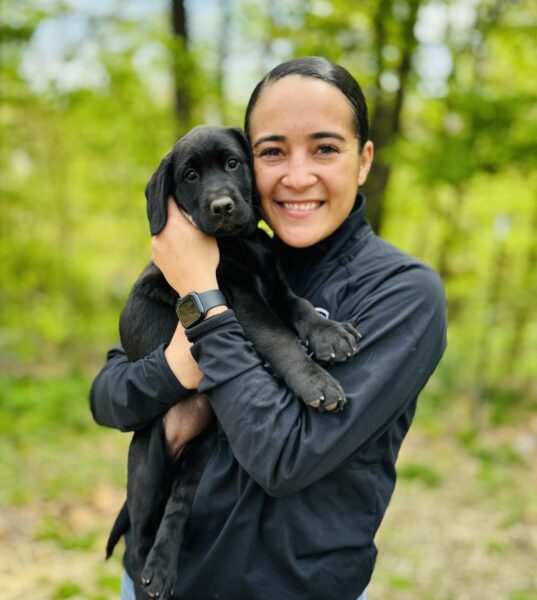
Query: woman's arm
[[89, 342, 192, 432], [90, 328, 215, 452], [185, 265, 447, 497]]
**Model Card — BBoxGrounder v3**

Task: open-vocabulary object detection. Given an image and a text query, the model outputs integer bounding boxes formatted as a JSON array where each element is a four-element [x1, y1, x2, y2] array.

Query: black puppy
[[107, 126, 361, 599]]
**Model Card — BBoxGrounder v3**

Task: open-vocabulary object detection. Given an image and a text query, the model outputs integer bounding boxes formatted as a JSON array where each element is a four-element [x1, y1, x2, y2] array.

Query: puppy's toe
[[307, 398, 322, 409]]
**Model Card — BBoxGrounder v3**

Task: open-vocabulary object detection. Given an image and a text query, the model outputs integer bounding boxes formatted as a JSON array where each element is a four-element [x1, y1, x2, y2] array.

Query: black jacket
[[90, 196, 447, 600]]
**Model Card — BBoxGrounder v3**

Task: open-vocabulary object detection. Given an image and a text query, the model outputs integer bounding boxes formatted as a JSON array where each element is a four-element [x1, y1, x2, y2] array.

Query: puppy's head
[[146, 126, 257, 237]]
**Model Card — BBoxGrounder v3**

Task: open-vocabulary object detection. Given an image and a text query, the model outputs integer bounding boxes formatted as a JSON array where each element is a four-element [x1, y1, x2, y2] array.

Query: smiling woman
[[90, 56, 447, 600], [248, 75, 373, 247]]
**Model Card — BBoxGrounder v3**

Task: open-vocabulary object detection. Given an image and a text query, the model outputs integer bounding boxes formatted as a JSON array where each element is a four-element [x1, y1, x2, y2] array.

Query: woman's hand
[[151, 197, 221, 296], [163, 394, 215, 459]]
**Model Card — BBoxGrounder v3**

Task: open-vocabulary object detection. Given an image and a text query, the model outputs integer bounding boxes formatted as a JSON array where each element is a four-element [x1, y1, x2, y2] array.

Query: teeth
[[282, 202, 321, 211]]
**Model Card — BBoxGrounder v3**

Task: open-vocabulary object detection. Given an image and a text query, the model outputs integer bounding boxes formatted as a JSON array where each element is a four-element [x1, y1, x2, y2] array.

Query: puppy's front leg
[[268, 265, 362, 364], [224, 273, 346, 411]]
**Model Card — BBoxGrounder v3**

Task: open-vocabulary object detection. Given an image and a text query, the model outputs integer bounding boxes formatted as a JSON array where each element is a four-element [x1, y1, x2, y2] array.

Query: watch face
[[177, 295, 202, 328]]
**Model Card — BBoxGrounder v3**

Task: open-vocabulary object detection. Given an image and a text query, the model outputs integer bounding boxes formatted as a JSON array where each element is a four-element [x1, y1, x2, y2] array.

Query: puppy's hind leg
[[140, 427, 216, 600], [126, 421, 170, 584]]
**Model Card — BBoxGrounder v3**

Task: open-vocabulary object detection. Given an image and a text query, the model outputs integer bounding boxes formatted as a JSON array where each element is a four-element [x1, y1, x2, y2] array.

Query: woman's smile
[[275, 199, 325, 216]]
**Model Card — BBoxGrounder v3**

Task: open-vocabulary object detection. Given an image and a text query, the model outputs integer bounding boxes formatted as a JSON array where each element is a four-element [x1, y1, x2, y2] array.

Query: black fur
[[107, 126, 361, 599]]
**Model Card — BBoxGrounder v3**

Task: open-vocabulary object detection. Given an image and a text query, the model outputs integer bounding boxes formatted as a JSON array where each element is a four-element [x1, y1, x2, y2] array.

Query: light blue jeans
[[120, 569, 367, 599], [120, 570, 135, 600]]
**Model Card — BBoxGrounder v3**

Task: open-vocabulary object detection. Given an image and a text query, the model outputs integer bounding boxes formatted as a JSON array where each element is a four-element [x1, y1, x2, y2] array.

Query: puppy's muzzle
[[210, 196, 234, 216]]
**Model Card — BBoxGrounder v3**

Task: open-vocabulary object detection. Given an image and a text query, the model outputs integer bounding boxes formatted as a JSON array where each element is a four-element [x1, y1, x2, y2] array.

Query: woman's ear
[[358, 140, 374, 186]]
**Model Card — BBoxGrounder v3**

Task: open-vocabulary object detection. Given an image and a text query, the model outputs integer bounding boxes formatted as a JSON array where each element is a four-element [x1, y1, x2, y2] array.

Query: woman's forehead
[[249, 76, 356, 140]]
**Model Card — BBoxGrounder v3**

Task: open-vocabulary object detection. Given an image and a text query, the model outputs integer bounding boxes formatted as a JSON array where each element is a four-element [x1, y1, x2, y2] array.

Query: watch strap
[[193, 289, 227, 310]]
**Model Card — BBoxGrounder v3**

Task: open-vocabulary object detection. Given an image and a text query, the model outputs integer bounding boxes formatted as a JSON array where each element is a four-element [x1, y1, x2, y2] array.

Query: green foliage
[[0, 0, 535, 415], [510, 593, 537, 600], [1, 7, 535, 595], [0, 375, 93, 443], [387, 574, 413, 590], [0, 375, 129, 504], [398, 461, 442, 488], [52, 581, 83, 599], [35, 515, 99, 550]]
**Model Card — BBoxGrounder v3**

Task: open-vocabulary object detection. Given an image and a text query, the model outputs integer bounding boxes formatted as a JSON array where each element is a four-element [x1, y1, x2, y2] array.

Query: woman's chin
[[274, 225, 325, 249]]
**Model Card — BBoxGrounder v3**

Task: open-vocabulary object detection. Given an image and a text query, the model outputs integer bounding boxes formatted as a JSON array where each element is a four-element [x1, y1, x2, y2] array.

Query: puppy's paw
[[140, 559, 175, 600], [301, 369, 347, 413], [306, 321, 361, 364]]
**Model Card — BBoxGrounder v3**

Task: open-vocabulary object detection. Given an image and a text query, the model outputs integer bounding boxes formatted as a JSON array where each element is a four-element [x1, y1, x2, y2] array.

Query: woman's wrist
[[164, 324, 203, 389], [177, 279, 220, 299]]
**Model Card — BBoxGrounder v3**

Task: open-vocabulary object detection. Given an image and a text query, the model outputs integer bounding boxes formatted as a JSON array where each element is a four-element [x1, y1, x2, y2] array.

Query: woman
[[91, 57, 447, 600]]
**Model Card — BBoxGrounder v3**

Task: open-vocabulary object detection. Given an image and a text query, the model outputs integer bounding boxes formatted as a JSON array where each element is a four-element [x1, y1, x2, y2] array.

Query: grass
[[1, 374, 536, 599], [1, 375, 129, 599], [0, 375, 128, 504]]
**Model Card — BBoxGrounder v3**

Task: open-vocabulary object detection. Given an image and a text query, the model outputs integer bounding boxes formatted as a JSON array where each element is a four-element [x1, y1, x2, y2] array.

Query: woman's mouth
[[275, 200, 325, 215]]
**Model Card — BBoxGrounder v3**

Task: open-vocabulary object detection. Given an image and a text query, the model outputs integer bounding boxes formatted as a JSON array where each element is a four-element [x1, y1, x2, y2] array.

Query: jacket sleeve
[[89, 344, 193, 431], [186, 265, 447, 498]]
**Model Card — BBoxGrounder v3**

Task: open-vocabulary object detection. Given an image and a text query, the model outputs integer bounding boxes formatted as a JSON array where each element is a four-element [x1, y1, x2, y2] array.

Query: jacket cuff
[[184, 309, 236, 342], [185, 310, 263, 393], [155, 343, 195, 396]]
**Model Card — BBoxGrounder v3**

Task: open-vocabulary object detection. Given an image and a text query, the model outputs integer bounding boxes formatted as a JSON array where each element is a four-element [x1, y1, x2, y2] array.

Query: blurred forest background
[[1, 0, 536, 598]]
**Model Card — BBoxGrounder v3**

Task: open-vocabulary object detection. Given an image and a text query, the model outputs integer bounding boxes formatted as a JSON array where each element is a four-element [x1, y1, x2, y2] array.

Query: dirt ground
[[370, 420, 537, 600], [2, 418, 536, 600]]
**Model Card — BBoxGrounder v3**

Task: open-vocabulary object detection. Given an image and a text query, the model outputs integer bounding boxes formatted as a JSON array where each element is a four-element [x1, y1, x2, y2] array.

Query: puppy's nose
[[210, 197, 234, 216]]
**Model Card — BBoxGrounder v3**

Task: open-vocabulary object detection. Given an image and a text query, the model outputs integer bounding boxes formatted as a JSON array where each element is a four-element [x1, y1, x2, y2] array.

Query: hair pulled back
[[244, 56, 369, 150]]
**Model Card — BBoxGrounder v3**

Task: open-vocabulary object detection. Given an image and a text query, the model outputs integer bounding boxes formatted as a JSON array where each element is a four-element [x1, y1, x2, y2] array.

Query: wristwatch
[[175, 290, 227, 329]]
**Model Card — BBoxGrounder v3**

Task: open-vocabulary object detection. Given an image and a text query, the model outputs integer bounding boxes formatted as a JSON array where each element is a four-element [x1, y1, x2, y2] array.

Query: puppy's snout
[[210, 196, 234, 216]]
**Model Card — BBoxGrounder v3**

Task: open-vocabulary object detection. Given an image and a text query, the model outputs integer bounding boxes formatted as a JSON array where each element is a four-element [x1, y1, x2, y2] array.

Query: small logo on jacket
[[314, 307, 330, 319]]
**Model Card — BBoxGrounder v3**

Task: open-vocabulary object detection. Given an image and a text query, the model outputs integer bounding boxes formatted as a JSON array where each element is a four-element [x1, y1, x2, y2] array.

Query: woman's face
[[249, 75, 374, 248]]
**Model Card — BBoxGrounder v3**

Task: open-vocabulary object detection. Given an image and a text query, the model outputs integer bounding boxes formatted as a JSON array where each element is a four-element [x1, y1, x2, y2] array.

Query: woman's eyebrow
[[253, 131, 347, 149], [309, 131, 346, 141], [253, 135, 285, 149]]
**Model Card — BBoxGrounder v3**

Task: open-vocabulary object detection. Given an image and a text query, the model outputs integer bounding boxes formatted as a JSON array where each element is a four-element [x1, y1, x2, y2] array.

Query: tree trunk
[[216, 0, 233, 124], [504, 194, 537, 379], [365, 0, 421, 233], [171, 0, 192, 131]]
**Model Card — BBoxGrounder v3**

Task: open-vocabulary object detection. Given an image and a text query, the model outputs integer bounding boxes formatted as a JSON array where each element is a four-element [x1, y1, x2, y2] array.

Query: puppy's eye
[[226, 157, 240, 170], [184, 169, 199, 182]]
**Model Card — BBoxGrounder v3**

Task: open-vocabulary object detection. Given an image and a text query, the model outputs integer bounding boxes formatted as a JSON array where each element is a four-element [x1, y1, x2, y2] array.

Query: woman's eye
[[226, 157, 240, 170], [184, 169, 199, 182], [259, 147, 282, 157], [317, 145, 338, 155]]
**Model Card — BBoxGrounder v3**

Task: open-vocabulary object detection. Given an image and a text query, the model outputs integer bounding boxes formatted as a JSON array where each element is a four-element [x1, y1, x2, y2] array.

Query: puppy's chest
[[218, 236, 274, 274]]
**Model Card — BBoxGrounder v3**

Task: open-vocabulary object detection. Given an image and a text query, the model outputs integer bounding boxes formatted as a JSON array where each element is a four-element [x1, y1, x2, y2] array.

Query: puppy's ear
[[228, 127, 253, 165], [145, 153, 173, 236]]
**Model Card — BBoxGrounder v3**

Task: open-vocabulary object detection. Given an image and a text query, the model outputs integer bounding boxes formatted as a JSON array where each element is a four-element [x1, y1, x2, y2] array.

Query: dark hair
[[244, 56, 369, 151]]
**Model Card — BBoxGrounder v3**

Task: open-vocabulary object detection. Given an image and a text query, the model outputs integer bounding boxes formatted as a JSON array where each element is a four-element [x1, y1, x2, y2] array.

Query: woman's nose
[[281, 155, 317, 190]]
